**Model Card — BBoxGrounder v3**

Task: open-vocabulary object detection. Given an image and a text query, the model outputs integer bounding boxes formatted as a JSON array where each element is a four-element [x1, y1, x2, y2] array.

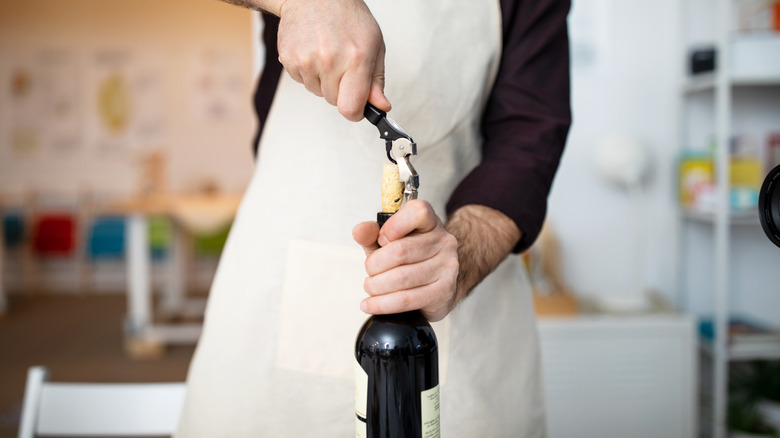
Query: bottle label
[[355, 360, 367, 438], [421, 384, 441, 438]]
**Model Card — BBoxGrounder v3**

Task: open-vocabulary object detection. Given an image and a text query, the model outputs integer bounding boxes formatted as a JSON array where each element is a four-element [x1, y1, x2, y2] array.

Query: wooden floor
[[0, 294, 195, 438]]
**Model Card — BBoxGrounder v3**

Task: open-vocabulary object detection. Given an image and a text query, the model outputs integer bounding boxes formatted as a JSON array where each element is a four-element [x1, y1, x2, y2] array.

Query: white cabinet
[[538, 315, 697, 438]]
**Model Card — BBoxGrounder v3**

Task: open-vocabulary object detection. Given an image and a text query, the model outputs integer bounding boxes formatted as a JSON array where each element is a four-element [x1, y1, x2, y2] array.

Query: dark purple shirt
[[254, 0, 571, 253]]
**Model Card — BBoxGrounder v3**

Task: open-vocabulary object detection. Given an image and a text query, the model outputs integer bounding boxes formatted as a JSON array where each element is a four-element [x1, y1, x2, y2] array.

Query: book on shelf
[[699, 316, 780, 346]]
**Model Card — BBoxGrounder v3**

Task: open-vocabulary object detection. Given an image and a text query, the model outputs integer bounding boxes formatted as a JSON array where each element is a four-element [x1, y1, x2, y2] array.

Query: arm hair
[[445, 204, 522, 308]]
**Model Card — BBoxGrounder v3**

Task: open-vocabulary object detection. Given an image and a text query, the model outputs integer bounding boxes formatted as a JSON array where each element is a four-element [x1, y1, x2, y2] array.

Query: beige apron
[[176, 0, 545, 436]]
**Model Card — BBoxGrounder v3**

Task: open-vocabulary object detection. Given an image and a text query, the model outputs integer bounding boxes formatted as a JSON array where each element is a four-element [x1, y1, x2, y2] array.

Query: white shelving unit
[[678, 1, 780, 437], [679, 0, 780, 438]]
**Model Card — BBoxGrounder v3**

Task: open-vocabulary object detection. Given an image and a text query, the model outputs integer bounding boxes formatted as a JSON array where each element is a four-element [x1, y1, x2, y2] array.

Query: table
[[98, 193, 242, 355]]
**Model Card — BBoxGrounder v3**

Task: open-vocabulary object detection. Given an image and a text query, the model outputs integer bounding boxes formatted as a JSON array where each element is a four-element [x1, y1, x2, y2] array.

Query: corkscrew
[[364, 103, 419, 205]]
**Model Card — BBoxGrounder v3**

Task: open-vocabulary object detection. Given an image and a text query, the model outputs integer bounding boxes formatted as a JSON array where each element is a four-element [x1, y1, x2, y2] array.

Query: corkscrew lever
[[364, 103, 419, 204]]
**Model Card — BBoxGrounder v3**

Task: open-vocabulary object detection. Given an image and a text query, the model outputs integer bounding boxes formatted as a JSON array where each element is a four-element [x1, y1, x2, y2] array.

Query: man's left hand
[[352, 200, 459, 322]]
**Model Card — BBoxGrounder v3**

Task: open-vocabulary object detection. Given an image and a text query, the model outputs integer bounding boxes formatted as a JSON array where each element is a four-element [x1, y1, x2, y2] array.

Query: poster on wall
[[190, 48, 244, 122], [0, 54, 44, 159], [90, 50, 134, 154], [39, 49, 83, 156], [88, 49, 165, 156]]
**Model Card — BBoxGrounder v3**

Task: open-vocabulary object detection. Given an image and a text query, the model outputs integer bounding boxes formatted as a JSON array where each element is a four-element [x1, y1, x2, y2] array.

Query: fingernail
[[377, 235, 388, 247], [360, 300, 368, 313]]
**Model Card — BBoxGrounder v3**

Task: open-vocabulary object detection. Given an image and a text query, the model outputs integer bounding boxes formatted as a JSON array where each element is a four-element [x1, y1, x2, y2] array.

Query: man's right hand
[[275, 0, 392, 121]]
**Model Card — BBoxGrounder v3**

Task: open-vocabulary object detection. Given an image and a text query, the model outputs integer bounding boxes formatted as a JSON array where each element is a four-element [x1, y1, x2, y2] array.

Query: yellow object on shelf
[[730, 155, 763, 189], [678, 153, 715, 207], [678, 148, 763, 211]]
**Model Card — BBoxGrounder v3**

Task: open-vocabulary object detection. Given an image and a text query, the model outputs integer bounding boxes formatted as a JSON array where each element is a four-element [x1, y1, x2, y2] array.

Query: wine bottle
[[354, 164, 441, 438]]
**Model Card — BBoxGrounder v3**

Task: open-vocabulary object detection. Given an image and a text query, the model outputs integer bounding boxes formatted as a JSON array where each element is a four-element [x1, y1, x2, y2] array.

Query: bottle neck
[[377, 212, 393, 228]]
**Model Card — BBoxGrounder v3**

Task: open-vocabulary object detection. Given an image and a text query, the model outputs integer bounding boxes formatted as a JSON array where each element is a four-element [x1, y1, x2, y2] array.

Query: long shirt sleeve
[[445, 0, 572, 253]]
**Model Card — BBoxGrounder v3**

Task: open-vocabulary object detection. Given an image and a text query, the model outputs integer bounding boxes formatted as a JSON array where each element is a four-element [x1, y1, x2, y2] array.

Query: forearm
[[445, 204, 522, 308], [218, 0, 283, 16]]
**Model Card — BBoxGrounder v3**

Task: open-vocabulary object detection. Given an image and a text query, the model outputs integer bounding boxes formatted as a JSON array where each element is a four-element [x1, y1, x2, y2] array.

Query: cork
[[382, 163, 404, 213]]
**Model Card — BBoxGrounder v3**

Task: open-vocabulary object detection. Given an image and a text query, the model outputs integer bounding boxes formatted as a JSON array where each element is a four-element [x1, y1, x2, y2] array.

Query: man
[[176, 0, 570, 436]]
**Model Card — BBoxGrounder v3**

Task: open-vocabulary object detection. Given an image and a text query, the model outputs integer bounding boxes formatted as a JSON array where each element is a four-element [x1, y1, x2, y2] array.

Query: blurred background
[[1, 0, 779, 437]]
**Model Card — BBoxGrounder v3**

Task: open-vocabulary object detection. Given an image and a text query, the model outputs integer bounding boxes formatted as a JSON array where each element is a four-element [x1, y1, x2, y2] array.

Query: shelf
[[683, 75, 717, 93], [680, 208, 759, 226], [683, 73, 780, 94], [699, 317, 780, 361], [700, 337, 780, 361], [732, 76, 780, 86], [683, 33, 780, 93]]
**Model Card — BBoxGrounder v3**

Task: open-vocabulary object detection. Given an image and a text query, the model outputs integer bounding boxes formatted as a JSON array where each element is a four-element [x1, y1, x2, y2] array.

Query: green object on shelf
[[193, 223, 231, 256], [729, 362, 780, 437], [732, 361, 780, 404], [728, 394, 780, 437], [148, 216, 172, 260]]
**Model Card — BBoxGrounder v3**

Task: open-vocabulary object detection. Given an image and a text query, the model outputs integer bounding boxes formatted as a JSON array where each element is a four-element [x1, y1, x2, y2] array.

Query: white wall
[[549, 0, 683, 299], [549, 0, 780, 325]]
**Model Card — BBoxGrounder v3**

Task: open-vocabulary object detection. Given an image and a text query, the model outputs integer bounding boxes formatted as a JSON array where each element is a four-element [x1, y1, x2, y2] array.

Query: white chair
[[18, 366, 186, 437]]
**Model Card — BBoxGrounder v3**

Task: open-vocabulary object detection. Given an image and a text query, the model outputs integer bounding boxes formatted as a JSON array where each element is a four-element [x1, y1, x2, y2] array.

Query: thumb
[[367, 44, 391, 112], [352, 221, 380, 256]]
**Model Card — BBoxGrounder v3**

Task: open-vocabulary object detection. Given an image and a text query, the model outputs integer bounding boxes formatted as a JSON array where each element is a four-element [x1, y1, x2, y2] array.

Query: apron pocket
[[275, 238, 449, 383], [275, 239, 372, 380]]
